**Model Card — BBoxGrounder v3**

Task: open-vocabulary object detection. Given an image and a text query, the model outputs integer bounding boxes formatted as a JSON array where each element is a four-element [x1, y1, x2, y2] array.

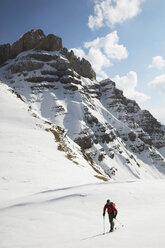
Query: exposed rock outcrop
[[0, 44, 11, 65], [74, 136, 93, 150], [11, 29, 62, 58], [0, 29, 96, 80], [100, 78, 165, 149], [47, 34, 62, 51], [0, 29, 62, 64], [135, 110, 165, 148], [100, 79, 140, 114], [9, 60, 44, 73], [66, 50, 96, 80]]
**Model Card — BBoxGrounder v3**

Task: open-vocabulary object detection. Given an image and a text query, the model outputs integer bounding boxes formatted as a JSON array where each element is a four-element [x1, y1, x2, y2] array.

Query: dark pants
[[108, 214, 115, 231]]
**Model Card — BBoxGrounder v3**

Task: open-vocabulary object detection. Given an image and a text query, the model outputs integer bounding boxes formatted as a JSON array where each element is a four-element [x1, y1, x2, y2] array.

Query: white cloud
[[70, 31, 128, 81], [86, 31, 128, 80], [112, 71, 149, 102], [84, 31, 128, 61], [148, 56, 165, 70], [148, 74, 165, 93], [88, 3, 104, 30], [88, 0, 144, 30], [87, 47, 110, 75]]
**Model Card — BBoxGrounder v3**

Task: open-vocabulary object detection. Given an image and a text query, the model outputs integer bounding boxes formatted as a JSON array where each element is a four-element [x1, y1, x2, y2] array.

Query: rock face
[[0, 30, 165, 180], [0, 44, 11, 65], [135, 110, 165, 148], [0, 29, 95, 80], [0, 29, 62, 63], [11, 29, 62, 58], [100, 79, 140, 116], [65, 50, 96, 80], [100, 79, 165, 149], [47, 34, 63, 51]]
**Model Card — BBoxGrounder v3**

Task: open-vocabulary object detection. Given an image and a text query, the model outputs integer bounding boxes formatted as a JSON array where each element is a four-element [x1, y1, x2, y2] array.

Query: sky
[[0, 0, 165, 124]]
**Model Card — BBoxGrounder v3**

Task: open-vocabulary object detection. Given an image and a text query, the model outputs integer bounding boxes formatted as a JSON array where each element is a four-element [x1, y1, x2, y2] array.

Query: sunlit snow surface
[[0, 181, 165, 248], [0, 82, 99, 201]]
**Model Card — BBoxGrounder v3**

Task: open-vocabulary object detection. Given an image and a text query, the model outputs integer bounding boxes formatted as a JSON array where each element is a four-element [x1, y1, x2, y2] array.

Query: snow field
[[0, 180, 165, 248]]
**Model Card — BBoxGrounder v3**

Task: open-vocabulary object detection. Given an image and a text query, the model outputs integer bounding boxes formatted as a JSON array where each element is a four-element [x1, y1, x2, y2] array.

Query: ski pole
[[115, 218, 124, 227], [103, 216, 105, 234]]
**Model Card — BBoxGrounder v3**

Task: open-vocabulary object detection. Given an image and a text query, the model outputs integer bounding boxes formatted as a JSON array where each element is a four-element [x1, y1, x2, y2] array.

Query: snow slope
[[0, 82, 99, 201], [1, 180, 165, 248]]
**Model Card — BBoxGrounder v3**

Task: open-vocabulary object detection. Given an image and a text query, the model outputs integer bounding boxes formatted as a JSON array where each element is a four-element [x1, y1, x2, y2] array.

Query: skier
[[103, 199, 118, 232]]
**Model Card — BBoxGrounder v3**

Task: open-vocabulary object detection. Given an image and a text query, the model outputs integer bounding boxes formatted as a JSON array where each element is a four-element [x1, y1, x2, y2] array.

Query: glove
[[103, 213, 105, 217], [113, 215, 116, 219]]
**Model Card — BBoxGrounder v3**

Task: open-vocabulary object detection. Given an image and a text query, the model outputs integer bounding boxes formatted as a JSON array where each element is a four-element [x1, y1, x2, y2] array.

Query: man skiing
[[103, 199, 118, 232]]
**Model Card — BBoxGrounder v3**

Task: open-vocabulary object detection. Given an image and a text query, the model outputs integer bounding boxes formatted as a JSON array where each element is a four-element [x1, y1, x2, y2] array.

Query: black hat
[[107, 199, 110, 203]]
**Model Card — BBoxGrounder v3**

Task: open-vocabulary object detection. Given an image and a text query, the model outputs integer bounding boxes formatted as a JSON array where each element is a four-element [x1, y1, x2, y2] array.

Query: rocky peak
[[0, 31, 165, 179], [135, 110, 165, 148], [100, 78, 140, 114], [0, 29, 96, 80], [0, 29, 62, 63], [100, 78, 165, 149], [11, 29, 63, 58], [0, 44, 11, 65], [64, 50, 96, 80]]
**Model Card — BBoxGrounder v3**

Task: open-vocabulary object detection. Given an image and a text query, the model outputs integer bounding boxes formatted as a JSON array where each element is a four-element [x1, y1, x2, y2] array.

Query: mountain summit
[[0, 29, 165, 181]]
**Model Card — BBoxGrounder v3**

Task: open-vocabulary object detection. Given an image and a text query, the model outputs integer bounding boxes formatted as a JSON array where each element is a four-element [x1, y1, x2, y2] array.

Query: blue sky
[[0, 0, 165, 124]]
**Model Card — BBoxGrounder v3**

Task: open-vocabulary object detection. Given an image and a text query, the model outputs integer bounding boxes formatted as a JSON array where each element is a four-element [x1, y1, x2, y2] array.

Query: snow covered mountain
[[1, 29, 165, 189]]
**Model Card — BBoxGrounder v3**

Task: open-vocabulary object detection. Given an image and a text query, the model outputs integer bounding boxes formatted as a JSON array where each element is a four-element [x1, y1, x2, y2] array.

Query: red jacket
[[103, 202, 118, 216]]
